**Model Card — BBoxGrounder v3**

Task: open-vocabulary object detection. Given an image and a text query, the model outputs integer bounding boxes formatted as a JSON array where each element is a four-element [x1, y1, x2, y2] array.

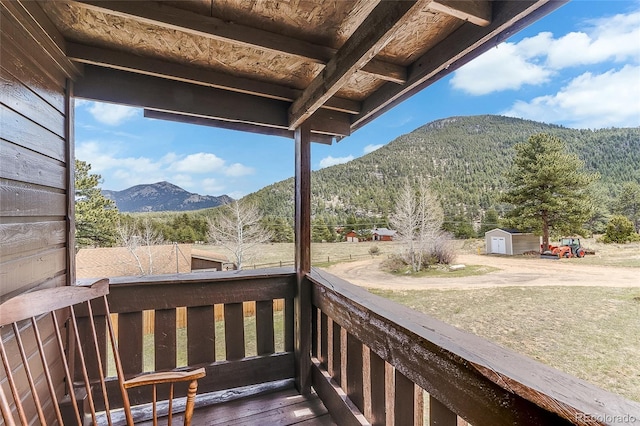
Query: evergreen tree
[[75, 160, 119, 247], [615, 182, 640, 232], [478, 208, 500, 235], [601, 215, 640, 243], [500, 134, 598, 251], [262, 217, 294, 243]]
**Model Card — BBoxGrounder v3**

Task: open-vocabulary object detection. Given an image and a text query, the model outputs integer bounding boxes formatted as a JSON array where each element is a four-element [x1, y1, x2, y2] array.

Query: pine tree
[[501, 134, 599, 251], [615, 182, 640, 233], [478, 208, 500, 235], [75, 160, 119, 247]]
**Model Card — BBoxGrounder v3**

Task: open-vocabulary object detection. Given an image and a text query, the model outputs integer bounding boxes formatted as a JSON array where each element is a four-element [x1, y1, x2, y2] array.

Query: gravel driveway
[[323, 254, 640, 290]]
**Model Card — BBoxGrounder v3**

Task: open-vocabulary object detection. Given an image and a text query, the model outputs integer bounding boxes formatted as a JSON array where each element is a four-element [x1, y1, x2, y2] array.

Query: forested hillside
[[245, 115, 640, 223]]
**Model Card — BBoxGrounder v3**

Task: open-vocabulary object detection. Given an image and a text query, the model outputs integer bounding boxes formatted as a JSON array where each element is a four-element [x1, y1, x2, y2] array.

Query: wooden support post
[[294, 122, 312, 394], [66, 79, 76, 285]]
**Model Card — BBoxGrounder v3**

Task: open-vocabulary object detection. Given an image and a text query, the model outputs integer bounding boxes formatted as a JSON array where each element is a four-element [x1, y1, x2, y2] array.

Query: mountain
[[103, 181, 233, 212], [245, 115, 640, 221]]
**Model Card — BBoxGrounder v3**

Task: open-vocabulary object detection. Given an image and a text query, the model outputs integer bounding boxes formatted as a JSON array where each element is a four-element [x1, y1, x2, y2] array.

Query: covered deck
[[2, 0, 640, 424]]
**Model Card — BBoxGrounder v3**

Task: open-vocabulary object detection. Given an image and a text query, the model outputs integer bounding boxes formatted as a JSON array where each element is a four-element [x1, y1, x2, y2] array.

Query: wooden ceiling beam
[[144, 110, 335, 145], [428, 1, 492, 27], [66, 42, 361, 115], [288, 0, 421, 130], [1, 0, 82, 78], [72, 0, 406, 84], [352, 0, 567, 131], [74, 65, 352, 137]]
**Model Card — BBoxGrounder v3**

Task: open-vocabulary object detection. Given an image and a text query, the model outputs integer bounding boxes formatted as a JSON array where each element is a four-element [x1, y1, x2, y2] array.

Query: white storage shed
[[484, 229, 540, 255]]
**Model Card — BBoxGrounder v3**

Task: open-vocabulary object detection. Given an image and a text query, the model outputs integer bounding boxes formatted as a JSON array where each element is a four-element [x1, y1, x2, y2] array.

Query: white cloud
[[171, 153, 226, 173], [76, 143, 254, 193], [503, 65, 640, 128], [172, 174, 194, 189], [87, 102, 139, 126], [202, 178, 224, 194], [364, 144, 383, 154], [450, 42, 553, 95], [319, 155, 354, 168], [224, 163, 255, 177], [451, 10, 640, 95]]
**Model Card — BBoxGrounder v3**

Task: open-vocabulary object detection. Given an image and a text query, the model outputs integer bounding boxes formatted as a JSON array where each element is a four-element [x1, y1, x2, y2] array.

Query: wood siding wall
[[0, 2, 74, 301], [1, 2, 76, 424]]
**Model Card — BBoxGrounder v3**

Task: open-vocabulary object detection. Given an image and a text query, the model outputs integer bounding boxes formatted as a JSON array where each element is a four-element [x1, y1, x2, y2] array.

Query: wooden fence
[[111, 300, 286, 335]]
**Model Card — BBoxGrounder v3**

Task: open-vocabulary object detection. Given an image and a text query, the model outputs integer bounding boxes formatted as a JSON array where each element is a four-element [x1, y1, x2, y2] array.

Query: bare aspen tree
[[390, 177, 444, 272], [116, 218, 165, 275], [207, 200, 273, 270]]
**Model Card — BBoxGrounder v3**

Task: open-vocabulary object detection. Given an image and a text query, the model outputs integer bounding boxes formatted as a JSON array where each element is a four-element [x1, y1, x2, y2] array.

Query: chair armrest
[[123, 368, 206, 389]]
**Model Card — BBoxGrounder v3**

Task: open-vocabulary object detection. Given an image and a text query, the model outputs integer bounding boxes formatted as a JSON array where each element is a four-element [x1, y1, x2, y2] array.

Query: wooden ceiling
[[36, 0, 566, 143]]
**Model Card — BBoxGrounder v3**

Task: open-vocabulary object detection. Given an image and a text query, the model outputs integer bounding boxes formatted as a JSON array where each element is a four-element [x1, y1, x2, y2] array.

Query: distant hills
[[103, 181, 232, 212], [245, 115, 640, 220], [105, 115, 640, 220]]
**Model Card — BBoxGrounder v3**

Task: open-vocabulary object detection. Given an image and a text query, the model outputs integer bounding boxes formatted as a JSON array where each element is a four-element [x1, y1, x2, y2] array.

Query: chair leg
[[183, 380, 199, 426]]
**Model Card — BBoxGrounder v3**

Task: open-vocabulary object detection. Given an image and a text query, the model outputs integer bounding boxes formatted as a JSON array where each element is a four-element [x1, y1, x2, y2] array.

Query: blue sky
[[75, 0, 640, 198]]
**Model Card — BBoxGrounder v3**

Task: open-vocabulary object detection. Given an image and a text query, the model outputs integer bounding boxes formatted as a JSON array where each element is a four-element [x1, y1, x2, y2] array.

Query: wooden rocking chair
[[0, 280, 205, 425]]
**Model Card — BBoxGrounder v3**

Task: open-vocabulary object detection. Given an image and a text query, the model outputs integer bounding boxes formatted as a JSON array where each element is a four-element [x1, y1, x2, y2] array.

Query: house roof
[[485, 228, 535, 236], [76, 244, 192, 279], [372, 228, 396, 236], [22, 0, 566, 142], [191, 248, 229, 263]]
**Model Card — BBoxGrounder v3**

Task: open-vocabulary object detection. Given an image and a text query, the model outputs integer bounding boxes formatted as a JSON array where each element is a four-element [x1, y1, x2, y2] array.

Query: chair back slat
[[11, 322, 47, 424], [103, 295, 134, 426], [85, 300, 113, 426], [0, 337, 28, 425], [68, 304, 99, 425], [0, 380, 16, 426], [51, 310, 83, 425], [31, 317, 64, 425]]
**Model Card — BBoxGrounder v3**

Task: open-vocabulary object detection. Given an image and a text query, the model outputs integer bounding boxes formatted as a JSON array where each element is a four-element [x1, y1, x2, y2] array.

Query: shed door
[[491, 237, 506, 254]]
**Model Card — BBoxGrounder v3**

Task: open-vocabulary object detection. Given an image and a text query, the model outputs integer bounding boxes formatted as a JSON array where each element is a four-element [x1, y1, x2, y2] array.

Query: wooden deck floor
[[136, 386, 336, 425]]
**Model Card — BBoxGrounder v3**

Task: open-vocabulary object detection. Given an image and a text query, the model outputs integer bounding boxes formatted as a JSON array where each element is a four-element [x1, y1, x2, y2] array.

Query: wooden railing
[[307, 268, 640, 426], [76, 268, 296, 410], [75, 267, 640, 425]]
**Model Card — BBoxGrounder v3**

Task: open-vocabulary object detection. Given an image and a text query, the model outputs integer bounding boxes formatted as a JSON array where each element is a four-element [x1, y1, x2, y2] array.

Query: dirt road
[[323, 254, 640, 290]]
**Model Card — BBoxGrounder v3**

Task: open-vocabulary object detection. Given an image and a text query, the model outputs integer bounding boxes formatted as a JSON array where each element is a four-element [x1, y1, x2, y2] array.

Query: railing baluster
[[224, 303, 245, 360], [346, 332, 364, 413], [285, 298, 294, 353], [256, 300, 275, 355], [394, 369, 414, 426], [331, 320, 342, 386], [320, 312, 328, 369], [429, 395, 456, 426], [311, 307, 319, 358], [155, 309, 177, 371], [118, 312, 144, 375], [187, 305, 215, 364], [369, 350, 386, 426]]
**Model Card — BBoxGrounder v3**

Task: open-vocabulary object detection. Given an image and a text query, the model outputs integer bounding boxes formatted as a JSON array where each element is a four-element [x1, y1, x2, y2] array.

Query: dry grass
[[201, 241, 405, 268], [369, 286, 640, 402]]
